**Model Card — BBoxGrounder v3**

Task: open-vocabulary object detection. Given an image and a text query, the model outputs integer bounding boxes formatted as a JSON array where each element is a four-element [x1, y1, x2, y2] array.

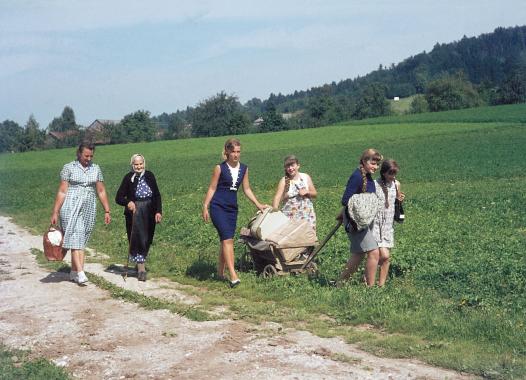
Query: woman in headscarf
[[115, 154, 162, 281]]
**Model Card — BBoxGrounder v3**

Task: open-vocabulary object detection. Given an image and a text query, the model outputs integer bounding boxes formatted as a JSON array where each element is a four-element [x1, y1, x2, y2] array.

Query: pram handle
[[300, 219, 343, 270]]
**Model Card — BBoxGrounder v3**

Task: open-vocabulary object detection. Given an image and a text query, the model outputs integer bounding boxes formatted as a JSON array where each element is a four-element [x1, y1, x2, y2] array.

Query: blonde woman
[[115, 154, 162, 281], [202, 138, 267, 288]]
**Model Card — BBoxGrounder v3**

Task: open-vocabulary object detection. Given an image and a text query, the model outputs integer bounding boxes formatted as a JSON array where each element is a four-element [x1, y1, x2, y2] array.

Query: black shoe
[[138, 271, 147, 282], [229, 279, 240, 288]]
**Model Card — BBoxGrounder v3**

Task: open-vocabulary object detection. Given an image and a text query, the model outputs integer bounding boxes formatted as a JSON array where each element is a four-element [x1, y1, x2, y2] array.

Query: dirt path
[[0, 215, 473, 380]]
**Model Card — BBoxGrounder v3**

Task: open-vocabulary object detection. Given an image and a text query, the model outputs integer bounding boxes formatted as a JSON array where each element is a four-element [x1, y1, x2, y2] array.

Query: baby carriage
[[239, 208, 341, 278]]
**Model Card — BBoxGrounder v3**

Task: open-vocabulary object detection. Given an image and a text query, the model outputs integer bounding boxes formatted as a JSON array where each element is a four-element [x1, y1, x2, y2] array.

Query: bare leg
[[137, 263, 146, 272], [364, 248, 380, 287], [221, 239, 238, 281], [71, 249, 84, 272], [217, 244, 226, 278], [64, 248, 74, 271], [339, 252, 365, 282], [377, 247, 391, 287]]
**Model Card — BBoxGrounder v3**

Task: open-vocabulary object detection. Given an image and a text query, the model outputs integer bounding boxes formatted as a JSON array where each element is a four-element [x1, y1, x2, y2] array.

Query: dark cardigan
[[115, 170, 162, 216]]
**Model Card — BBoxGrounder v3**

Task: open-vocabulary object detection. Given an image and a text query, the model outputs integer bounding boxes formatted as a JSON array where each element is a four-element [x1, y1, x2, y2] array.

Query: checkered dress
[[59, 161, 104, 249]]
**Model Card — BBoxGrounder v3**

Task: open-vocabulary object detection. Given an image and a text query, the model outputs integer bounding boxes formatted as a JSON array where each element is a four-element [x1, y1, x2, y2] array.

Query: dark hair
[[76, 142, 95, 159], [379, 159, 399, 208], [283, 155, 299, 193]]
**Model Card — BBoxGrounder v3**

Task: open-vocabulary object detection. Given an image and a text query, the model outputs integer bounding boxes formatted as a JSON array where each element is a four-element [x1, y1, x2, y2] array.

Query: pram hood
[[265, 219, 318, 248], [243, 210, 318, 248]]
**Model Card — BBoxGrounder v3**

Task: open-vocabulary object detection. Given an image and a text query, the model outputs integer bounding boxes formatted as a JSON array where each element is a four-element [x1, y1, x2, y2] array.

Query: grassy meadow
[[1, 103, 525, 378]]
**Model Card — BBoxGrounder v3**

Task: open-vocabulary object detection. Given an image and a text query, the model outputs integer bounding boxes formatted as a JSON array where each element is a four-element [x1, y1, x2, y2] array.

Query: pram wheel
[[305, 262, 318, 277], [262, 264, 278, 278]]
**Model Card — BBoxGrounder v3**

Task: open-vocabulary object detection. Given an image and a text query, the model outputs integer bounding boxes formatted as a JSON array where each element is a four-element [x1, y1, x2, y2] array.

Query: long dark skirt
[[126, 199, 156, 263]]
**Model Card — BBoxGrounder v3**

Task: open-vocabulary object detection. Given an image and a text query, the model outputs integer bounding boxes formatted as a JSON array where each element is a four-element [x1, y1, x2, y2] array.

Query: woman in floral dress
[[272, 155, 317, 230]]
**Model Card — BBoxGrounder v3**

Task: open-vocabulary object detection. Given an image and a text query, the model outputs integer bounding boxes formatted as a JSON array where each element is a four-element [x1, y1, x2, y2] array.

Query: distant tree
[[409, 95, 429, 114], [492, 65, 526, 105], [0, 120, 23, 153], [244, 97, 264, 119], [21, 115, 45, 151], [48, 106, 79, 132], [260, 103, 286, 132], [119, 110, 156, 143], [307, 95, 334, 120], [425, 72, 483, 111], [353, 83, 390, 119], [164, 113, 191, 139], [191, 92, 250, 137]]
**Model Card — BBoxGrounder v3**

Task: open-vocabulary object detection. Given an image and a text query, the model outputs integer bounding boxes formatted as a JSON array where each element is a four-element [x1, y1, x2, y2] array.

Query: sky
[[1, 1, 525, 127]]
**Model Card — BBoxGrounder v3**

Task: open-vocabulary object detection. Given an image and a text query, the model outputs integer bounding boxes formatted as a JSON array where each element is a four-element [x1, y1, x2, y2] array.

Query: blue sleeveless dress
[[210, 161, 247, 241]]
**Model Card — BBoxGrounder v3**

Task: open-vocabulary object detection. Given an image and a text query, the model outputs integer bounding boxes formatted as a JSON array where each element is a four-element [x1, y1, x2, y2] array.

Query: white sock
[[77, 271, 88, 283]]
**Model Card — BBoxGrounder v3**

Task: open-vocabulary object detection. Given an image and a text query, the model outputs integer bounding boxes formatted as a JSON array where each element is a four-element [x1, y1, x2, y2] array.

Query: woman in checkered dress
[[50, 143, 111, 285]]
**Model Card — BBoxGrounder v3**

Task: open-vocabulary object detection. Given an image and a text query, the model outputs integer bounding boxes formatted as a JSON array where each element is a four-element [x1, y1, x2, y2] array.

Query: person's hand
[[298, 188, 308, 197], [104, 212, 111, 225], [202, 207, 209, 223], [155, 213, 162, 223], [127, 201, 136, 213], [50, 212, 58, 225], [336, 210, 344, 222], [257, 204, 270, 212], [397, 192, 405, 202]]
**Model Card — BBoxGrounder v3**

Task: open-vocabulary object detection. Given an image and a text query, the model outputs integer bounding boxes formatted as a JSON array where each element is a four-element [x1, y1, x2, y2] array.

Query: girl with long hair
[[338, 148, 383, 286], [372, 159, 405, 286]]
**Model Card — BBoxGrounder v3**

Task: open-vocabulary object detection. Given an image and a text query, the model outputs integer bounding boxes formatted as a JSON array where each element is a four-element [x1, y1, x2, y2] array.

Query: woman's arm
[[115, 173, 131, 207], [272, 177, 286, 210], [341, 170, 361, 206], [148, 171, 162, 215], [96, 181, 111, 225], [50, 180, 69, 225], [302, 174, 317, 199], [395, 180, 405, 202], [202, 165, 221, 222], [242, 168, 267, 211]]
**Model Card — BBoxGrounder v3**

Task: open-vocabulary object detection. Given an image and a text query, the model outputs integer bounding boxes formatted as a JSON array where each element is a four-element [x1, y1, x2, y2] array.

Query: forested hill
[[246, 25, 526, 116]]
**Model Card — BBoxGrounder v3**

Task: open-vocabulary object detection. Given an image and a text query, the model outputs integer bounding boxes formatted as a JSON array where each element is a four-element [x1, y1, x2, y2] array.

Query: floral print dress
[[281, 172, 316, 229]]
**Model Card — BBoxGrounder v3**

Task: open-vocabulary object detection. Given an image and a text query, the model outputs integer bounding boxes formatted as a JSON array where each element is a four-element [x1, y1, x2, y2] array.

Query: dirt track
[[0, 215, 473, 379]]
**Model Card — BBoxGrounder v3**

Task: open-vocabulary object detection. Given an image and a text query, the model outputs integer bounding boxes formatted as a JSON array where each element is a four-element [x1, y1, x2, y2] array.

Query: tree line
[[2, 25, 526, 153]]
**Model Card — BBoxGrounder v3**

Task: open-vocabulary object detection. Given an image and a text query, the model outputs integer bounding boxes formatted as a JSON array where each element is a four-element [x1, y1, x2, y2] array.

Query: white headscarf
[[130, 154, 146, 182]]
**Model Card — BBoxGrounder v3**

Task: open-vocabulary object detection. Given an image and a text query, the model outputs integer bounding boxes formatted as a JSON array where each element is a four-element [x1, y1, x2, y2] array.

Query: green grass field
[[1, 103, 525, 378]]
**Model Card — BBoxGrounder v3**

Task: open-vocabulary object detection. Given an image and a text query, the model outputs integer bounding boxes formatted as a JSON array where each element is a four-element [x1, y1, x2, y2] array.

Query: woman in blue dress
[[202, 138, 267, 288]]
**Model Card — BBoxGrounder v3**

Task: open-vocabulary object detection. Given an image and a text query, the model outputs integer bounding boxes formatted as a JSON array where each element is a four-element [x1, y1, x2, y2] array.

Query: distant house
[[85, 119, 119, 145], [48, 130, 79, 141], [282, 111, 303, 120], [253, 117, 264, 127], [393, 96, 400, 101]]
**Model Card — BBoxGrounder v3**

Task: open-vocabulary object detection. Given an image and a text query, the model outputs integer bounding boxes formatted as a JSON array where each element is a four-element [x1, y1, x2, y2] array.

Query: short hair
[[76, 142, 95, 159]]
